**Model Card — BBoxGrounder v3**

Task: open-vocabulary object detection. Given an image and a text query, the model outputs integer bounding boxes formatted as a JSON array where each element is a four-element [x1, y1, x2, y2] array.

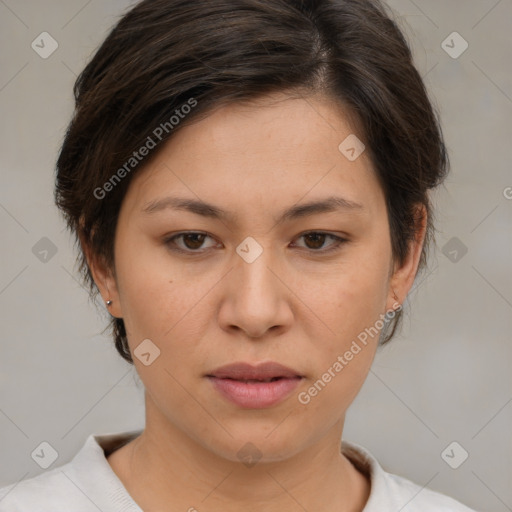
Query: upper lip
[[207, 362, 303, 380]]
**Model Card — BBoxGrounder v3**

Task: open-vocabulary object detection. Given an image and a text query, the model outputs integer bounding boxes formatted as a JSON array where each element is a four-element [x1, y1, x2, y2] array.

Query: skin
[[84, 91, 426, 512]]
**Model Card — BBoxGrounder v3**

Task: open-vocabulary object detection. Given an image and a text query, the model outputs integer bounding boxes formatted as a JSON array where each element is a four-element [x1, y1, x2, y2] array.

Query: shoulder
[[381, 470, 478, 511], [0, 461, 86, 512], [0, 430, 143, 512], [341, 440, 479, 512]]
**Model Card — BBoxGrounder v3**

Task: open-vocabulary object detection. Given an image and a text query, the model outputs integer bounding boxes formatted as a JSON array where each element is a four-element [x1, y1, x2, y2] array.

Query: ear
[[79, 231, 123, 318], [386, 203, 427, 311]]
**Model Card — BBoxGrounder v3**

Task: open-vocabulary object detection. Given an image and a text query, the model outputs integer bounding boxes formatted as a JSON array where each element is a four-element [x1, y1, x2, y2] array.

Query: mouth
[[206, 361, 304, 409], [207, 361, 303, 380], [220, 376, 288, 383]]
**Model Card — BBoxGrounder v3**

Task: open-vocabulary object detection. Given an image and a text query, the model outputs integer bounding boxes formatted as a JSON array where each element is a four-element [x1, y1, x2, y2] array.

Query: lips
[[207, 361, 303, 381], [206, 362, 303, 409]]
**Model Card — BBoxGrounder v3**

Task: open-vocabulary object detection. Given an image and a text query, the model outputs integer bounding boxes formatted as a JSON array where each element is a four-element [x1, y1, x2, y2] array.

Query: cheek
[[297, 279, 386, 418], [315, 250, 391, 343], [298, 241, 391, 400], [113, 237, 175, 347], [115, 251, 218, 379], [119, 274, 195, 352]]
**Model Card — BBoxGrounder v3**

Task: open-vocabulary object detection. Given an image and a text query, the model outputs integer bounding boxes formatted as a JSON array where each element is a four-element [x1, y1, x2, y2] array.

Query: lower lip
[[207, 376, 302, 408]]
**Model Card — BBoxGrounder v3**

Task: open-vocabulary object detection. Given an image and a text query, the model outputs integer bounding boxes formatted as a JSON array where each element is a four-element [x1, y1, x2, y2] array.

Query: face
[[90, 92, 423, 463]]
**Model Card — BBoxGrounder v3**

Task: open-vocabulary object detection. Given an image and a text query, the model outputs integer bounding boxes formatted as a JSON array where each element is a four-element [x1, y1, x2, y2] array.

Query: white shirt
[[0, 430, 478, 511]]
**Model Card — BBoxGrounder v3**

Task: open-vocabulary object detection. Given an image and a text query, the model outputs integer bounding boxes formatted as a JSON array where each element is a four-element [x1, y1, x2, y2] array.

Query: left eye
[[164, 231, 346, 254], [292, 232, 346, 252]]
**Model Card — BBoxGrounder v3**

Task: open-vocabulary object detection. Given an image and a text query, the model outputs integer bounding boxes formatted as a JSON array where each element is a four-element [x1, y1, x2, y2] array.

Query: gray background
[[0, 1, 511, 510]]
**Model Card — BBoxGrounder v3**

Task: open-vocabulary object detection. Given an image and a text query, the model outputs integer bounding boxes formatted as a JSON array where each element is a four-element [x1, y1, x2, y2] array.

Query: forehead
[[119, 93, 382, 221]]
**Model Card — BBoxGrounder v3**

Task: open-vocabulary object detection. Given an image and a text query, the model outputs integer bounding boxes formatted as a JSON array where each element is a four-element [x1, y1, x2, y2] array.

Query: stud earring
[[106, 300, 113, 306]]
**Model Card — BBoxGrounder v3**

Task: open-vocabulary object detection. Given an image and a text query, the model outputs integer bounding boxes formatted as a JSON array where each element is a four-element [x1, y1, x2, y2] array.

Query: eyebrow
[[141, 195, 365, 224]]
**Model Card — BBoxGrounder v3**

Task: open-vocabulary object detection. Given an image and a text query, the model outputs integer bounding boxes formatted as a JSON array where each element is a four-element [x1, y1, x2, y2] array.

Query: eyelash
[[163, 231, 348, 255]]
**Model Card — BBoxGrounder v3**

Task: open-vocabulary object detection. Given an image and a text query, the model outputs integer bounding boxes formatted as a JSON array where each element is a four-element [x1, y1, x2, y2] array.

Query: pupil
[[305, 233, 325, 249], [184, 233, 205, 249]]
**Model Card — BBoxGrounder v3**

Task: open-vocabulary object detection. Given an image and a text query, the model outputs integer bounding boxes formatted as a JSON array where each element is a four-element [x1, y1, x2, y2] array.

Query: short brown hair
[[55, 0, 449, 364]]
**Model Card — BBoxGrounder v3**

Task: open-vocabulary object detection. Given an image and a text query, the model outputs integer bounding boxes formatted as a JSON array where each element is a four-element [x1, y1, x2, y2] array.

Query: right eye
[[163, 231, 219, 253]]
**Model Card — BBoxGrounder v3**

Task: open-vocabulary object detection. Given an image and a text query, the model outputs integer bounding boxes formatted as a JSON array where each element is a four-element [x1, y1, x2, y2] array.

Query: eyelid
[[163, 231, 218, 253], [163, 230, 348, 254], [291, 231, 348, 253]]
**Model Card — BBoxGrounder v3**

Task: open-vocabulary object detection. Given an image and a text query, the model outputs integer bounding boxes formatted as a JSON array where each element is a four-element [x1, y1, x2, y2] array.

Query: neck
[[108, 397, 370, 512]]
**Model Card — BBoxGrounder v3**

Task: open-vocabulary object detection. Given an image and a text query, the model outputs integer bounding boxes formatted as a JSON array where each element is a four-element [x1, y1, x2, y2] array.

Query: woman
[[0, 0, 478, 510]]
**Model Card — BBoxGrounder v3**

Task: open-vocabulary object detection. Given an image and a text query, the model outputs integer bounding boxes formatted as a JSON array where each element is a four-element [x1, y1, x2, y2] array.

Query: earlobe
[[391, 287, 400, 309], [388, 204, 428, 310], [79, 231, 123, 318]]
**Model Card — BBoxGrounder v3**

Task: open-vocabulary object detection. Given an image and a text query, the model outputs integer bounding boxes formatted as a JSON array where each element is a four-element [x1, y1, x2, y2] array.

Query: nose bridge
[[219, 234, 291, 337], [234, 235, 279, 297]]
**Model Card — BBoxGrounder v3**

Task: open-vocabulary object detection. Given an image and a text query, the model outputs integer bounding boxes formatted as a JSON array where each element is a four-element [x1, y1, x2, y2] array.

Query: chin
[[199, 423, 307, 465]]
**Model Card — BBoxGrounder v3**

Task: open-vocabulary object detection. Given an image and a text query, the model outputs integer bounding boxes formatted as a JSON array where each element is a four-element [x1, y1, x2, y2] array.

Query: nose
[[217, 240, 294, 339]]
